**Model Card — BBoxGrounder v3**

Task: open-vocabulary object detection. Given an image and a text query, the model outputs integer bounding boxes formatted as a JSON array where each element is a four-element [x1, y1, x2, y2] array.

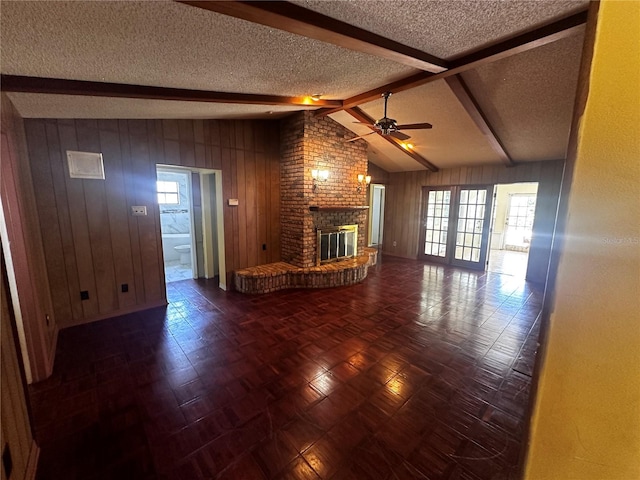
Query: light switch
[[228, 199, 239, 206], [131, 206, 147, 216]]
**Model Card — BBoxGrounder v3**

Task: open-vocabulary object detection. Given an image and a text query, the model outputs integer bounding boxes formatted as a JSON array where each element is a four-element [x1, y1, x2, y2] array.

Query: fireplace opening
[[317, 225, 358, 265]]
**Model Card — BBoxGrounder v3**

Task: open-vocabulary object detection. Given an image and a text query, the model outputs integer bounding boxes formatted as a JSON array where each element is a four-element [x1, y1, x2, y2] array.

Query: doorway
[[156, 166, 227, 289], [418, 185, 494, 270], [487, 183, 539, 277], [157, 168, 195, 283], [368, 184, 385, 247]]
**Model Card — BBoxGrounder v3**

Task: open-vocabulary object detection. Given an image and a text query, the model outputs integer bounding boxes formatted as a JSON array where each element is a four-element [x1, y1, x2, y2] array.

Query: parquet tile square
[[30, 256, 541, 479]]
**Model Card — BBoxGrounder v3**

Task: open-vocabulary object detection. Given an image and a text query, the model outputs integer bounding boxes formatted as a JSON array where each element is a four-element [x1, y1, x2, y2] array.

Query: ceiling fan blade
[[389, 131, 411, 141], [345, 131, 376, 143], [395, 122, 433, 130]]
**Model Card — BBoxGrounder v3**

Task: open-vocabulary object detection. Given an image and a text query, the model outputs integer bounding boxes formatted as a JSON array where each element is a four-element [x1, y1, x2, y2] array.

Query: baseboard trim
[[59, 299, 168, 330]]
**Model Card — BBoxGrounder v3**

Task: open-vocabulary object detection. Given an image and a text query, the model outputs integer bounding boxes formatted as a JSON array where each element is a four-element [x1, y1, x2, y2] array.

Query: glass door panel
[[419, 185, 494, 270], [420, 188, 452, 262], [504, 194, 537, 251], [451, 187, 493, 269]]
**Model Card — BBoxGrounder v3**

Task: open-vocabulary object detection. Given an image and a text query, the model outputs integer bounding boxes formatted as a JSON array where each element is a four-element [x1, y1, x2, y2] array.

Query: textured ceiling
[[293, 0, 588, 59], [461, 31, 585, 162], [0, 0, 588, 171], [0, 1, 415, 98]]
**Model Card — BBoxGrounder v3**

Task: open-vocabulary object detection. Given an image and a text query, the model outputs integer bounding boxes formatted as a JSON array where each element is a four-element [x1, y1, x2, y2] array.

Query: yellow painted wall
[[525, 1, 640, 478]]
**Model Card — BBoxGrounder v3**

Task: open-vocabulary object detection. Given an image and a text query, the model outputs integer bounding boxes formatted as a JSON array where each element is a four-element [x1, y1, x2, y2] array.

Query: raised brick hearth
[[235, 247, 377, 294]]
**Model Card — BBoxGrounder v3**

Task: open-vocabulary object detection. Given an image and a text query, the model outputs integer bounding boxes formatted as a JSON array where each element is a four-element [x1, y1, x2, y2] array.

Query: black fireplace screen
[[317, 225, 358, 265]]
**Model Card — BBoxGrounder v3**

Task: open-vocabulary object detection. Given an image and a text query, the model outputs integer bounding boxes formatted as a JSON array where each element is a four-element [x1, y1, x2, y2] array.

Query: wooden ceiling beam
[[0, 75, 343, 107], [346, 107, 439, 172], [319, 10, 588, 115], [177, 1, 448, 73], [444, 75, 514, 166]]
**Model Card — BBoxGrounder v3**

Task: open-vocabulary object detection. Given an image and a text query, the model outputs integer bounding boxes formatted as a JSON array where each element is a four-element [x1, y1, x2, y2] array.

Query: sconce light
[[312, 169, 329, 191], [357, 174, 371, 193]]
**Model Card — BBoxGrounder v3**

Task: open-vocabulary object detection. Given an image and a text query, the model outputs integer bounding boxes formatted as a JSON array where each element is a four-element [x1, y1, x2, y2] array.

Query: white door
[[368, 184, 385, 246]]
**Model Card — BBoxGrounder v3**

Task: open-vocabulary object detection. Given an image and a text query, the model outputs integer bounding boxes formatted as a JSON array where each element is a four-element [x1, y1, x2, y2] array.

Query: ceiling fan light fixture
[[311, 94, 322, 101]]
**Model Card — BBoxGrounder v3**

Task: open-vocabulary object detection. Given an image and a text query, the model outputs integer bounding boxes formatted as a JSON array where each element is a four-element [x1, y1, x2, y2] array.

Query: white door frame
[[368, 184, 385, 247], [156, 165, 227, 290]]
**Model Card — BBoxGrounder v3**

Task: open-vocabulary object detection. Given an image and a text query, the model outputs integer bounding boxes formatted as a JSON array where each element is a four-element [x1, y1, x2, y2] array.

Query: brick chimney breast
[[280, 112, 368, 268]]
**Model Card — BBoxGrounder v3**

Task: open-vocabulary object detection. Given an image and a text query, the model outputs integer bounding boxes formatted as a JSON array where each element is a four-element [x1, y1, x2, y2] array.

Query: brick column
[[280, 111, 368, 267]]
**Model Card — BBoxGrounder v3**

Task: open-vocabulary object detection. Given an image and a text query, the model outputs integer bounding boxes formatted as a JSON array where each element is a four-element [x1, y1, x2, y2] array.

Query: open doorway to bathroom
[[156, 166, 228, 289], [157, 167, 195, 283], [487, 182, 539, 277]]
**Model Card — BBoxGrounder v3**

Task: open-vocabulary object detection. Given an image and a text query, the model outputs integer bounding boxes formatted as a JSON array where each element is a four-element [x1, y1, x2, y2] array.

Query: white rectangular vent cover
[[66, 150, 105, 179]]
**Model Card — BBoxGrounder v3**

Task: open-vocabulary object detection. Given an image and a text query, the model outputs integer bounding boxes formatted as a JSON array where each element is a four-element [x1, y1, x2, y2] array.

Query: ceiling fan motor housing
[[375, 117, 398, 134]]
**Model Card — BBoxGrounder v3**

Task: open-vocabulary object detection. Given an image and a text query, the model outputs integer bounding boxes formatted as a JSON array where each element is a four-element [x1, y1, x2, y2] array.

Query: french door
[[419, 185, 494, 270]]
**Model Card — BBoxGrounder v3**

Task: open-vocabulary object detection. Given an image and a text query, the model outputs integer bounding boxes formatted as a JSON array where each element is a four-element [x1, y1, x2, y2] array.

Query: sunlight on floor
[[488, 249, 529, 277]]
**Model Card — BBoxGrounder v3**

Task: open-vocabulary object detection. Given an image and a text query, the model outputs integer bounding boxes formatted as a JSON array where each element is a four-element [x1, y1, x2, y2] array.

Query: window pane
[[157, 180, 180, 205], [466, 219, 475, 232]]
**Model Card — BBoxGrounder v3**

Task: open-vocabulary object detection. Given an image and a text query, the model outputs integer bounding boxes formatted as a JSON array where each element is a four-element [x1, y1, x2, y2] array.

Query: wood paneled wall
[[1, 94, 57, 382], [25, 118, 280, 328], [367, 161, 390, 185], [382, 160, 564, 284]]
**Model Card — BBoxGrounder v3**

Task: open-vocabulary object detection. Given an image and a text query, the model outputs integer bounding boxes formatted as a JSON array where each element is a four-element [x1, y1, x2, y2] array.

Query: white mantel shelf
[[309, 206, 369, 212]]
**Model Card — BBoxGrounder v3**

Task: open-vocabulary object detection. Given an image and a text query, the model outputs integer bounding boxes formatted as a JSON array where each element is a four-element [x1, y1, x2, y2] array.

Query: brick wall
[[280, 111, 368, 267]]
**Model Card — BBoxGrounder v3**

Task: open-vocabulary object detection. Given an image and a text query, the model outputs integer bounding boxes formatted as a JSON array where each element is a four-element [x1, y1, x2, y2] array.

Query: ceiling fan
[[346, 92, 432, 143]]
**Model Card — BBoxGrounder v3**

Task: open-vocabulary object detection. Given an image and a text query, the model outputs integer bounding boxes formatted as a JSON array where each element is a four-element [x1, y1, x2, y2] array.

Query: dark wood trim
[[319, 10, 588, 115], [178, 1, 448, 73], [0, 75, 343, 107], [346, 107, 439, 172], [444, 75, 514, 166]]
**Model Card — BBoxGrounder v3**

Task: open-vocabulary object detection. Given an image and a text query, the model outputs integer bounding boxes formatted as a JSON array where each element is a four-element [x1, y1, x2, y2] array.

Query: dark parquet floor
[[30, 255, 542, 480]]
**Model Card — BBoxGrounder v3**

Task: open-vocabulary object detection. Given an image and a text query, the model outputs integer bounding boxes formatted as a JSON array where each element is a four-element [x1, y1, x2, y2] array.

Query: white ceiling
[[0, 0, 589, 172]]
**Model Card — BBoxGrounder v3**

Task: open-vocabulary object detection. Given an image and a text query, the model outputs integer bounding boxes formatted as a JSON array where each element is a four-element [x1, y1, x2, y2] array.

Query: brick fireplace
[[280, 111, 369, 268]]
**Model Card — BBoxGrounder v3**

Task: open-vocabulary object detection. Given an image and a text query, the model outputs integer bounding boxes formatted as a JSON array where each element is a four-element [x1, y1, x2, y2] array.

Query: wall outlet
[[393, 240, 397, 247], [131, 206, 147, 216], [121, 283, 129, 293], [262, 244, 267, 251], [80, 290, 89, 300]]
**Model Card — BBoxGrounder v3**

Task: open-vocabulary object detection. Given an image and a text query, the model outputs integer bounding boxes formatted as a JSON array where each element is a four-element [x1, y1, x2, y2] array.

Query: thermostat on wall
[[228, 199, 239, 206]]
